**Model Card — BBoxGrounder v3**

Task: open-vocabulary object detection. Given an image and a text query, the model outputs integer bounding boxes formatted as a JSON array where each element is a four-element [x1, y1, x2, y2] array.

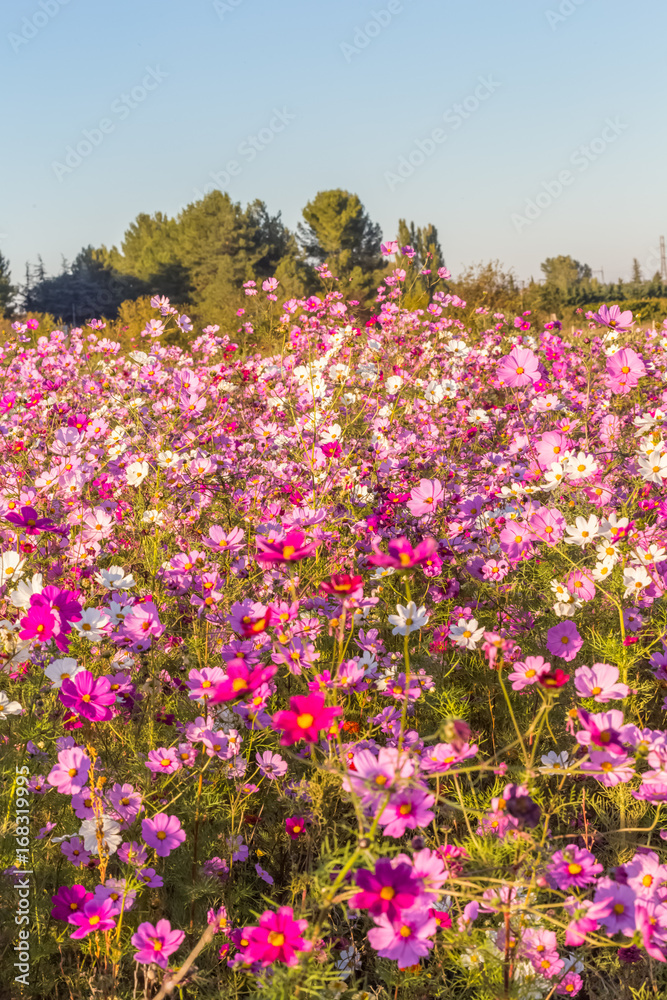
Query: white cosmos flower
[[78, 815, 122, 855], [157, 451, 180, 469], [126, 461, 149, 486], [371, 566, 396, 580], [591, 558, 615, 582], [385, 376, 404, 395], [104, 601, 133, 626], [449, 617, 485, 650], [94, 566, 136, 591], [73, 608, 111, 640], [0, 691, 22, 719], [623, 565, 652, 601], [0, 551, 25, 587], [564, 515, 600, 547], [142, 510, 165, 526], [539, 750, 570, 773], [44, 658, 82, 688], [8, 573, 43, 609], [388, 602, 429, 635]]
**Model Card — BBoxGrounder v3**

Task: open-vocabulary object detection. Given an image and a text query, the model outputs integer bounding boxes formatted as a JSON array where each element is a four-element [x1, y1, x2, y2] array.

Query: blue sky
[[2, 0, 666, 290]]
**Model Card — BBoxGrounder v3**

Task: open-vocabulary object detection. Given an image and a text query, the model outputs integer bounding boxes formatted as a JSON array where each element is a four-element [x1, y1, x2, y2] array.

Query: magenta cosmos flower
[[208, 659, 277, 704], [272, 693, 342, 746], [351, 859, 422, 920], [51, 884, 93, 921], [546, 622, 583, 662], [496, 346, 540, 388], [141, 813, 186, 857], [5, 505, 59, 535], [368, 908, 436, 969], [19, 601, 59, 643], [367, 536, 437, 570], [319, 574, 364, 601], [576, 708, 626, 755], [547, 846, 603, 890], [59, 670, 115, 722], [68, 898, 116, 939], [574, 663, 629, 702], [255, 530, 320, 565], [406, 478, 444, 517], [131, 919, 185, 969], [241, 906, 311, 967]]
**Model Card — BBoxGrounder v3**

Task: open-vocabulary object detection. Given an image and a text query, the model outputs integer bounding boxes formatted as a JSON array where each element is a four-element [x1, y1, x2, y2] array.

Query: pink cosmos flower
[[534, 431, 572, 470], [594, 879, 637, 936], [529, 507, 566, 546], [59, 670, 115, 722], [574, 663, 629, 702], [241, 906, 311, 967], [605, 347, 646, 395], [208, 659, 277, 704], [593, 304, 634, 332], [581, 750, 635, 786], [564, 896, 613, 946], [547, 846, 603, 889], [272, 693, 342, 745], [107, 783, 143, 822], [68, 898, 116, 939], [351, 859, 422, 920], [255, 530, 320, 564], [141, 813, 186, 857], [481, 558, 510, 581], [406, 478, 444, 517], [145, 748, 181, 775], [508, 656, 550, 691], [378, 787, 435, 838], [367, 536, 438, 570], [131, 919, 185, 968], [47, 747, 91, 795], [546, 621, 583, 662], [499, 522, 534, 561], [625, 850, 667, 899], [367, 909, 436, 969], [566, 570, 595, 602], [496, 346, 540, 388], [256, 750, 288, 780]]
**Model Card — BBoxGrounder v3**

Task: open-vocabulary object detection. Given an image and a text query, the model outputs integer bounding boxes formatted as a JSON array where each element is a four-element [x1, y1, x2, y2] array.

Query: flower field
[[4, 255, 667, 1000]]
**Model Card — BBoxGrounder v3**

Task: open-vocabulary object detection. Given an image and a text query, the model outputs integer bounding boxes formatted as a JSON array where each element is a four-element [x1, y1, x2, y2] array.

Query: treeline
[[0, 189, 665, 331], [0, 190, 443, 329]]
